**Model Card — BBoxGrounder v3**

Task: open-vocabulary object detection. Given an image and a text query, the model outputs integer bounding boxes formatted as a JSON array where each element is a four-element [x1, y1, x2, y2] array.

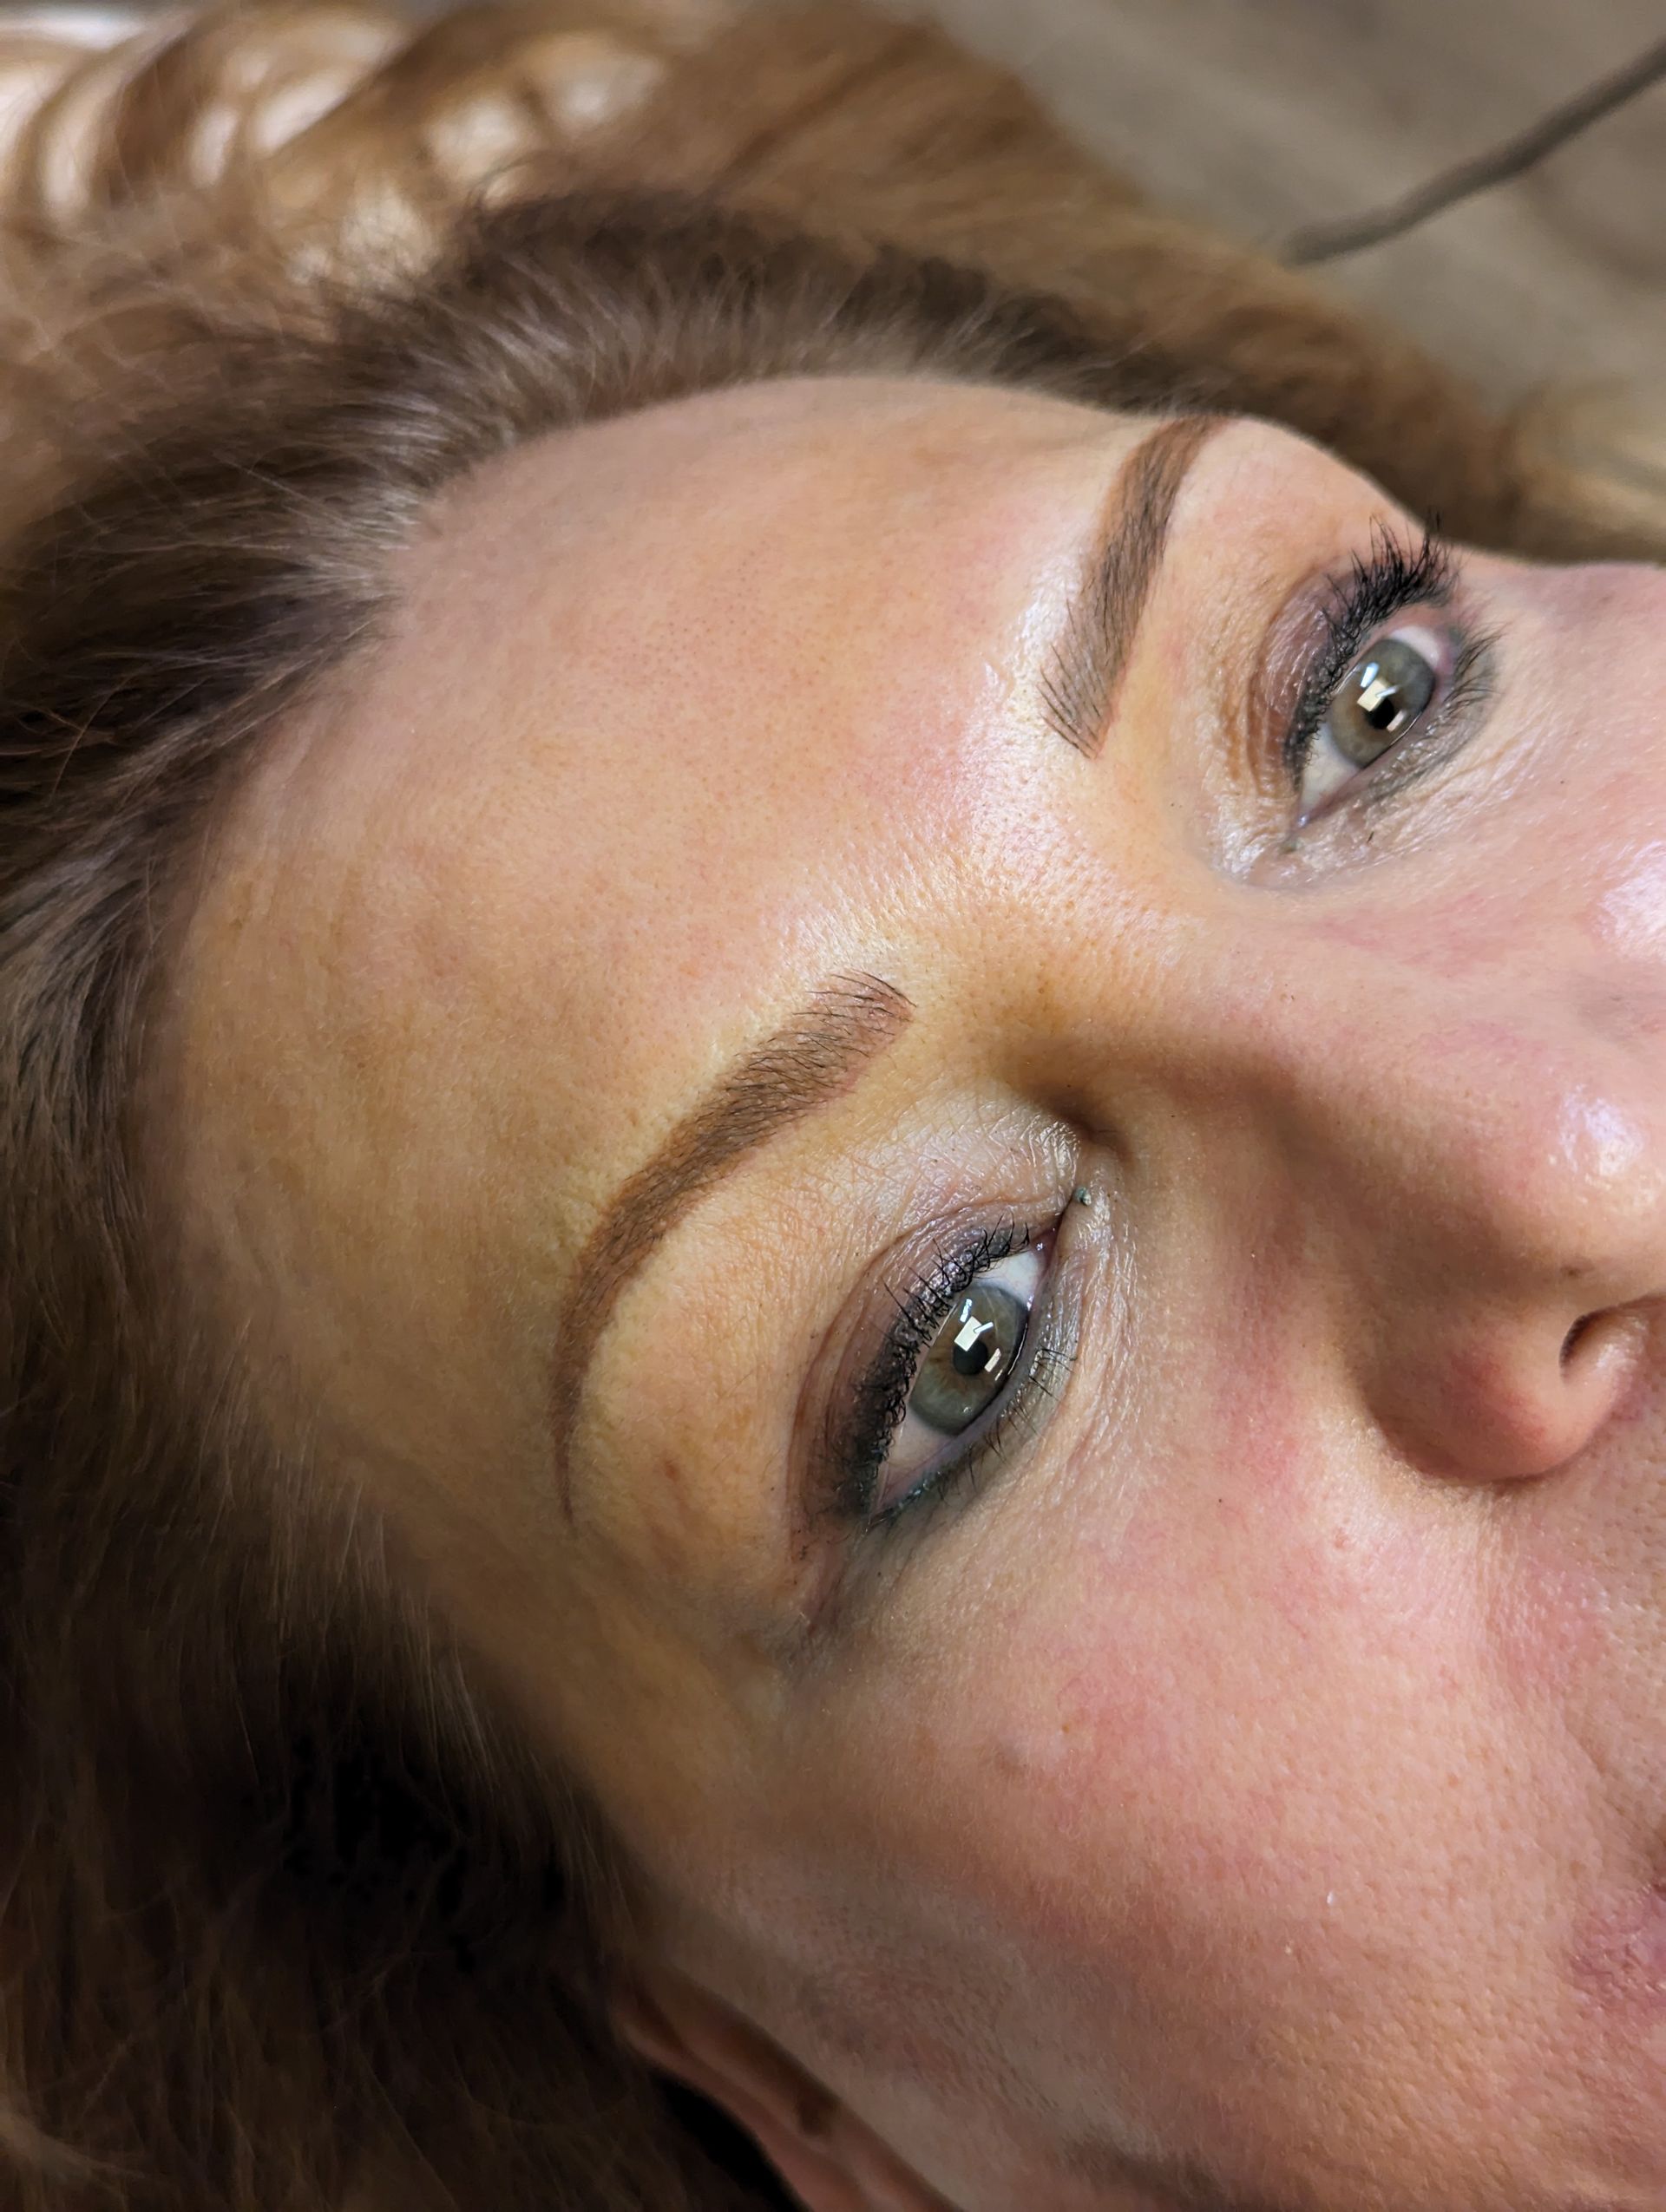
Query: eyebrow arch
[[549, 972, 912, 1509], [1040, 411, 1226, 757]]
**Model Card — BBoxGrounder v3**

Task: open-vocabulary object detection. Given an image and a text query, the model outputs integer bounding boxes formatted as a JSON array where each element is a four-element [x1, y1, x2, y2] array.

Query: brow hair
[[1039, 411, 1225, 756], [549, 972, 912, 1505]]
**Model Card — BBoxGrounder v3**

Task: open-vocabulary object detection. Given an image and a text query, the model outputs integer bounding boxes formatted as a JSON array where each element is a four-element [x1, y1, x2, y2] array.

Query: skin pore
[[170, 376, 1666, 2211]]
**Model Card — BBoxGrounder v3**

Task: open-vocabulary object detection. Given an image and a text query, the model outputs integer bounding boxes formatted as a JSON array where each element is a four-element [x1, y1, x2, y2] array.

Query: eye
[[1295, 621, 1444, 815], [874, 1243, 1046, 1515]]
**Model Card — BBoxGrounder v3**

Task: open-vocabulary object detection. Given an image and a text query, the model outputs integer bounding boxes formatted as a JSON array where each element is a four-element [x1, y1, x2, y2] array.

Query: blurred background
[[889, 0, 1666, 410], [4, 0, 1663, 411]]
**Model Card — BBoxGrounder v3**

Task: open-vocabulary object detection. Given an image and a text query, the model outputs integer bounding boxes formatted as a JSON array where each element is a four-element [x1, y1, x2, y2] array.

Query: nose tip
[[1388, 1304, 1648, 1483]]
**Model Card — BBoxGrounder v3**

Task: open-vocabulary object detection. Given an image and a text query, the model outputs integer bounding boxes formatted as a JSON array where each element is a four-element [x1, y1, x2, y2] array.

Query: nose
[[1201, 971, 1666, 1487], [1376, 1290, 1648, 1485]]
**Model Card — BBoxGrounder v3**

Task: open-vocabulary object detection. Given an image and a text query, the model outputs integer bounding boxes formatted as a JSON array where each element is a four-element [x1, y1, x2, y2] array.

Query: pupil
[[1361, 680, 1399, 732], [911, 1282, 1028, 1437]]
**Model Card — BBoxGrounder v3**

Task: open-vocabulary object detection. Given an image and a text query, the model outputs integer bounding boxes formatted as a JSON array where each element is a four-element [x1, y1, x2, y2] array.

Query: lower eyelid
[[1297, 622, 1499, 836]]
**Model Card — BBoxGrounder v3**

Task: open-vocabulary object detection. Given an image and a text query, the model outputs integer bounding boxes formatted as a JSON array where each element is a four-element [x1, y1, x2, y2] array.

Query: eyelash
[[1281, 522, 1493, 814], [836, 1220, 1075, 1535]]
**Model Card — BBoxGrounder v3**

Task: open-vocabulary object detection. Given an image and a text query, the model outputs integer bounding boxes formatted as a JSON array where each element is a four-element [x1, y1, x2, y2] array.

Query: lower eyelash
[[1346, 625, 1499, 813], [867, 1308, 1078, 1537]]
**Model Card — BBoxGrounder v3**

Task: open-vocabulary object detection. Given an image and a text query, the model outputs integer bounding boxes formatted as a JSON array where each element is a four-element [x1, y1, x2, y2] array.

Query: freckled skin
[[172, 379, 1666, 2209]]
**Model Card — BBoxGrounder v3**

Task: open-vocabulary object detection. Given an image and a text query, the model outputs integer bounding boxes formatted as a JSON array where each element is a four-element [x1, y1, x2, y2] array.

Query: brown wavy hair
[[1, 8, 1658, 2210]]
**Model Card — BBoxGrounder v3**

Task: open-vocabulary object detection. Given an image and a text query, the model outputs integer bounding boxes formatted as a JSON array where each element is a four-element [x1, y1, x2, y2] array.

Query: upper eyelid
[[1263, 527, 1466, 786], [553, 975, 912, 1524], [1293, 528, 1459, 716]]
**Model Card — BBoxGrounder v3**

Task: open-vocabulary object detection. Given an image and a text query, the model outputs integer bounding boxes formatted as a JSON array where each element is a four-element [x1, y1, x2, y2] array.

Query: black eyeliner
[[830, 1221, 1027, 1524]]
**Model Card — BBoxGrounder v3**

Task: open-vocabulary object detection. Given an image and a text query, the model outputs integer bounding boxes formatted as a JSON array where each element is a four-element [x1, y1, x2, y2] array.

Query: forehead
[[175, 373, 1130, 1489], [362, 368, 1111, 962]]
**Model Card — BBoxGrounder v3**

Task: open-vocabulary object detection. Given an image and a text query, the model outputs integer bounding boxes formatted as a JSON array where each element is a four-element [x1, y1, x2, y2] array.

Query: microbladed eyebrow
[[1039, 410, 1226, 758]]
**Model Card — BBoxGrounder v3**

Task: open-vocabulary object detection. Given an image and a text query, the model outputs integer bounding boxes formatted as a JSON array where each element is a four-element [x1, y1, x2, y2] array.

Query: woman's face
[[176, 376, 1666, 2210]]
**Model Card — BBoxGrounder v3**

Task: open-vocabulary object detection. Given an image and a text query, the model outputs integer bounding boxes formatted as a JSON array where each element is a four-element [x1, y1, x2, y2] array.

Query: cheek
[[835, 1422, 1611, 2122], [983, 1502, 1466, 1923], [1595, 839, 1666, 964], [1571, 1875, 1666, 2020]]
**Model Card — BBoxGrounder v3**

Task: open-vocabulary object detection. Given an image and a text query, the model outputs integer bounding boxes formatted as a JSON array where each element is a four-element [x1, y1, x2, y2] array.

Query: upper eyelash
[[1282, 522, 1456, 785]]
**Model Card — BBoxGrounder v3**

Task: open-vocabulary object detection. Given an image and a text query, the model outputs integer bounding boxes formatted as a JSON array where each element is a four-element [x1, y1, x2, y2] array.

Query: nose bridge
[[1184, 927, 1666, 1480], [1291, 1003, 1655, 1291]]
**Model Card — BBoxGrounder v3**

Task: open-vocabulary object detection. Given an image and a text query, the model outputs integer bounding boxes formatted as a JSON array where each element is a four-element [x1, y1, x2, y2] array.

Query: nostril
[[1555, 1306, 1647, 1442], [1560, 1313, 1597, 1367]]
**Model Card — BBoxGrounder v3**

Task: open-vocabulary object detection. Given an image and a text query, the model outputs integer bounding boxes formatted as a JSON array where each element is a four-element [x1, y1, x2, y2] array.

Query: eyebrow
[[1039, 410, 1225, 757], [548, 416, 1223, 1503], [550, 972, 912, 1508]]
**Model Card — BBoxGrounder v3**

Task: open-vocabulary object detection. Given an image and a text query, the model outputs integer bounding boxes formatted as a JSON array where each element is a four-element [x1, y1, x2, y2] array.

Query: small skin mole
[[1571, 1875, 1666, 2014]]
